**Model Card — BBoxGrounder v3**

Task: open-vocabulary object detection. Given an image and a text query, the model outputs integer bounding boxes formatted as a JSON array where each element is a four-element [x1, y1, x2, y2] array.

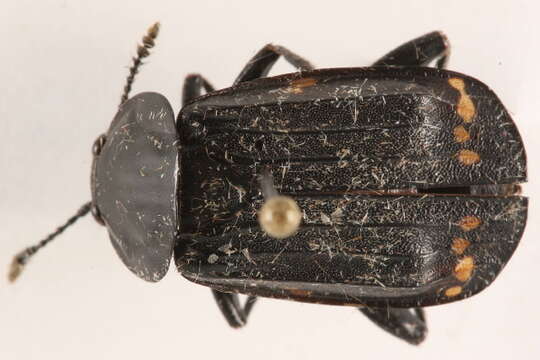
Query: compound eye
[[90, 204, 105, 226], [91, 134, 107, 227], [92, 134, 107, 156]]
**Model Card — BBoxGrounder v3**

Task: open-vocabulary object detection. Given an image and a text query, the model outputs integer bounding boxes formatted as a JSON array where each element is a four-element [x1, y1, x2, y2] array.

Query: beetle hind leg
[[359, 307, 427, 345], [373, 31, 450, 69], [212, 290, 258, 328], [235, 44, 314, 84]]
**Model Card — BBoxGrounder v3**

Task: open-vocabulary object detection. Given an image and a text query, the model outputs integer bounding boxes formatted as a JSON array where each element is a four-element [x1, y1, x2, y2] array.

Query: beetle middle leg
[[373, 31, 450, 69], [234, 44, 314, 84], [212, 290, 258, 328], [359, 307, 427, 345]]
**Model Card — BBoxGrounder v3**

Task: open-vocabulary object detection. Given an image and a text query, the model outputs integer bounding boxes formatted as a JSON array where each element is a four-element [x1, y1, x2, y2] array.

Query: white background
[[1, 1, 539, 359]]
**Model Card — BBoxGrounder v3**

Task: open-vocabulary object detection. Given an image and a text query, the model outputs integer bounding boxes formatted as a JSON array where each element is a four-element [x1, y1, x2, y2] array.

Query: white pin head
[[258, 196, 302, 239]]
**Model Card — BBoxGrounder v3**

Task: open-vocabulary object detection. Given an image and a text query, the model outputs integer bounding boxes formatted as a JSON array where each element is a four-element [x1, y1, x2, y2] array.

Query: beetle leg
[[359, 307, 427, 345], [182, 74, 215, 106], [373, 31, 450, 69], [212, 290, 258, 328], [234, 44, 314, 84]]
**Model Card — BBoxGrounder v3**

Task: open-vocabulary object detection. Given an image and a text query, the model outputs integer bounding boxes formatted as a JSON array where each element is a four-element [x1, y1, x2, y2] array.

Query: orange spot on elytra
[[453, 125, 470, 143], [288, 77, 317, 94], [451, 237, 471, 255], [448, 77, 466, 91], [445, 286, 463, 297], [449, 77, 476, 123], [454, 256, 475, 282], [457, 149, 480, 165], [459, 216, 481, 231]]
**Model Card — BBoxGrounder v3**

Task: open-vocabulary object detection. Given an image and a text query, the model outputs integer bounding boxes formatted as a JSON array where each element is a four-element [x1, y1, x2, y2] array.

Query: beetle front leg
[[359, 307, 427, 345], [182, 74, 215, 106], [212, 290, 258, 328], [373, 31, 450, 69], [234, 44, 314, 84]]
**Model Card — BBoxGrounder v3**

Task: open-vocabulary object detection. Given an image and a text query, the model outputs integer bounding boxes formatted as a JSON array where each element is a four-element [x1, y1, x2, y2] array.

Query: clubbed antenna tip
[[8, 255, 25, 283], [7, 201, 92, 283], [120, 22, 161, 105]]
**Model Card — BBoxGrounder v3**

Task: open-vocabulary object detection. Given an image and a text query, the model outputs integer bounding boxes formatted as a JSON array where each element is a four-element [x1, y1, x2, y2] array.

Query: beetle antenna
[[257, 167, 302, 239], [119, 22, 160, 106], [8, 201, 92, 283]]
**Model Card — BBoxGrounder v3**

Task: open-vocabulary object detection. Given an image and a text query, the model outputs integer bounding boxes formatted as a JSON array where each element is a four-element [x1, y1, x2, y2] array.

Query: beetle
[[9, 24, 527, 345]]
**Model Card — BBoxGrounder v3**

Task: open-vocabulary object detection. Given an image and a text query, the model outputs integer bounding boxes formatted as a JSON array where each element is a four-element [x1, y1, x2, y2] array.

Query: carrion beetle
[[9, 24, 527, 345]]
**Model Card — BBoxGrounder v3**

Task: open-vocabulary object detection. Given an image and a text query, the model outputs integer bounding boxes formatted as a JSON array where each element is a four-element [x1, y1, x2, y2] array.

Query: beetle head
[[8, 23, 173, 283]]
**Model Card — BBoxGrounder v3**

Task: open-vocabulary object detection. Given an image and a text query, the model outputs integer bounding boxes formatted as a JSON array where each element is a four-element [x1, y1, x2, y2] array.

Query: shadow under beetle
[[10, 24, 528, 345]]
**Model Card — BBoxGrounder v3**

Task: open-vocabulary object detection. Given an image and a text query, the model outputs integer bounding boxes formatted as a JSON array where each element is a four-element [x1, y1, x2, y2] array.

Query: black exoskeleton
[[11, 26, 527, 346]]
